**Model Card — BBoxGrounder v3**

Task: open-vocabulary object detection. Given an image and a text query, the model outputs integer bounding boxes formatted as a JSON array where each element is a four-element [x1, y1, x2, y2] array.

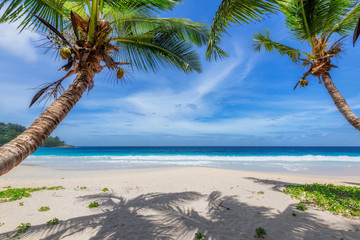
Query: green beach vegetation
[[0, 186, 64, 203], [195, 232, 206, 240], [7, 223, 32, 239], [47, 218, 59, 226], [0, 122, 68, 147], [38, 206, 50, 212], [296, 204, 308, 211], [284, 184, 360, 217], [88, 201, 99, 208], [254, 227, 266, 238]]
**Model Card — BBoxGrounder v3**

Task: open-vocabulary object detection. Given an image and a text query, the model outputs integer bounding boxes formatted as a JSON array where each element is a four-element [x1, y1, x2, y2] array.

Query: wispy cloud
[[0, 23, 40, 61], [123, 45, 251, 120]]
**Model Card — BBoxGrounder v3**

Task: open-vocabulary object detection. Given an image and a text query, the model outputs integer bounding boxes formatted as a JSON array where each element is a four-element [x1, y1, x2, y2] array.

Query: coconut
[[300, 79, 308, 87], [117, 68, 125, 79], [60, 47, 72, 60]]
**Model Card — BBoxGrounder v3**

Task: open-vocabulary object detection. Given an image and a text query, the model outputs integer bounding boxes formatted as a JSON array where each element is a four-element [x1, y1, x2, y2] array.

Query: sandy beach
[[0, 165, 360, 240]]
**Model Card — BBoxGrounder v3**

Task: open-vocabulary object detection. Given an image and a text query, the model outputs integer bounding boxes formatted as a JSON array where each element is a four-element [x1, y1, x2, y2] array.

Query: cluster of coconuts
[[60, 46, 125, 79], [60, 47, 72, 60], [299, 79, 308, 87]]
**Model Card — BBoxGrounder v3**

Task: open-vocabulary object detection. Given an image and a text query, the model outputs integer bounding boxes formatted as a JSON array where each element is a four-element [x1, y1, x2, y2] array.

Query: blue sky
[[1, 0, 360, 146]]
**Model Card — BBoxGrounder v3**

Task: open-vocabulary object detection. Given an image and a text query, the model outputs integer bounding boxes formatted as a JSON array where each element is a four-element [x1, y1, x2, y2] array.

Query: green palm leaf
[[0, 0, 73, 32], [279, 0, 360, 43], [253, 29, 303, 63], [112, 28, 202, 73], [330, 1, 360, 36], [279, 0, 327, 42], [111, 17, 209, 46], [0, 0, 181, 32], [103, 0, 181, 15], [206, 0, 278, 60]]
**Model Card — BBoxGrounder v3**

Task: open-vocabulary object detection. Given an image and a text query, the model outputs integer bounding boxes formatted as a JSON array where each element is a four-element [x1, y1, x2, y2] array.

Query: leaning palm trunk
[[322, 72, 360, 131], [0, 70, 93, 176]]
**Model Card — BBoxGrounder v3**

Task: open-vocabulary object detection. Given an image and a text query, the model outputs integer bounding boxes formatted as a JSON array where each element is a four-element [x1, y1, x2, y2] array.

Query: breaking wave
[[26, 154, 360, 163]]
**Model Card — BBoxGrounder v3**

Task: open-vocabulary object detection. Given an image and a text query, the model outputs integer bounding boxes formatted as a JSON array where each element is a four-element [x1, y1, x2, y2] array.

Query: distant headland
[[0, 122, 74, 148]]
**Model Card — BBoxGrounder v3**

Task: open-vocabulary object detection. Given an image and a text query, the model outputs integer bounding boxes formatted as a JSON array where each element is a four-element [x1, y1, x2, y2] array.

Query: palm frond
[[253, 29, 303, 63], [279, 0, 327, 42], [103, 0, 181, 16], [33, 14, 72, 47], [29, 69, 75, 107], [330, 1, 360, 36], [112, 28, 202, 73], [353, 16, 360, 45], [111, 17, 209, 46], [0, 0, 74, 32], [206, 0, 278, 60], [280, 0, 359, 42], [63, 1, 88, 19]]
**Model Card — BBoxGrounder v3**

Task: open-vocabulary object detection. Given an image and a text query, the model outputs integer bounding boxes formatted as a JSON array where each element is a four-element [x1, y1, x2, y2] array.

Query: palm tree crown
[[0, 0, 209, 105]]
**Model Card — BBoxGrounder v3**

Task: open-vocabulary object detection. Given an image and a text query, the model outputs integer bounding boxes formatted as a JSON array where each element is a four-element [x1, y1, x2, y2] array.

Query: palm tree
[[0, 0, 209, 176], [253, 0, 360, 131], [206, 0, 278, 60]]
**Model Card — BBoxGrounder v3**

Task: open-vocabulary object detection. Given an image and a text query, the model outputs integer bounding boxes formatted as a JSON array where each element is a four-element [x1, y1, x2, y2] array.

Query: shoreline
[[8, 163, 360, 184], [1, 165, 360, 239], [20, 160, 360, 178]]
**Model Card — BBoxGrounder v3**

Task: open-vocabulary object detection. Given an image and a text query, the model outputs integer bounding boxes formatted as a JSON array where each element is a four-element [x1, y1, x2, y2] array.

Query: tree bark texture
[[322, 72, 360, 131], [0, 70, 93, 176]]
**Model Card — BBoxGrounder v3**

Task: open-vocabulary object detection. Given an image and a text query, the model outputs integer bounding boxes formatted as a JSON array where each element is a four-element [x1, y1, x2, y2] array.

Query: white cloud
[[0, 23, 40, 61], [122, 45, 252, 120], [59, 48, 267, 137], [122, 59, 242, 124]]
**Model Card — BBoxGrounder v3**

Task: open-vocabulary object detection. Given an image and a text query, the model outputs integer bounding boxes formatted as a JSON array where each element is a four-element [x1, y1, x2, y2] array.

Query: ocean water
[[24, 146, 360, 175]]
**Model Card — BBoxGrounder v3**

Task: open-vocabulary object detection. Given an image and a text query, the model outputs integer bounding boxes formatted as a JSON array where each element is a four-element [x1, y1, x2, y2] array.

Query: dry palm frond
[[33, 14, 73, 51], [70, 11, 89, 36], [29, 70, 76, 108], [59, 56, 75, 71], [353, 16, 360, 46]]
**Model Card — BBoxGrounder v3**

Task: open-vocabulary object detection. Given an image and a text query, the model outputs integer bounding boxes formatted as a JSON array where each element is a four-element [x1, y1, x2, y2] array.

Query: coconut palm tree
[[253, 0, 360, 131], [206, 0, 278, 60], [0, 0, 209, 176]]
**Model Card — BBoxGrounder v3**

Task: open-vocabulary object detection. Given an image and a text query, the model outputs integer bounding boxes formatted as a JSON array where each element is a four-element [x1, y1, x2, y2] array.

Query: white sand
[[0, 165, 360, 240]]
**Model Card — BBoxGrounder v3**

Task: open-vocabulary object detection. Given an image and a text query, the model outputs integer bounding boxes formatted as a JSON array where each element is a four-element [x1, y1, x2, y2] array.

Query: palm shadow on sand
[[1, 180, 360, 240]]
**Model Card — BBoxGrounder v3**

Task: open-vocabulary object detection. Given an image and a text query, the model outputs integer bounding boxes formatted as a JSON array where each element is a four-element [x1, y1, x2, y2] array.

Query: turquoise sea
[[25, 146, 360, 175]]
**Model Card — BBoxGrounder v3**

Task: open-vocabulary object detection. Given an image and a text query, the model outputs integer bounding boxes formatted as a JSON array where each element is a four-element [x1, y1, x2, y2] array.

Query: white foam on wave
[[26, 154, 360, 162]]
